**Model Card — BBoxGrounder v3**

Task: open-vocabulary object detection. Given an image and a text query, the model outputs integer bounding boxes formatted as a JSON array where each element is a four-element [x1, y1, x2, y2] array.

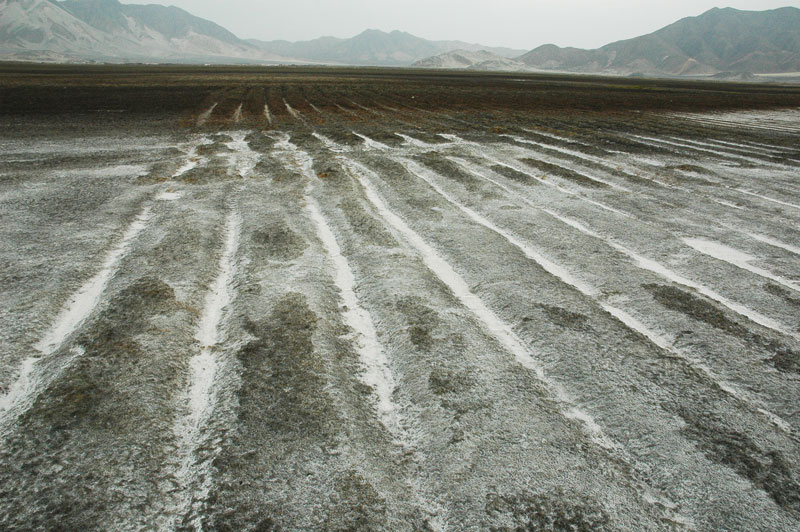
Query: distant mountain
[[1, 0, 106, 61], [248, 30, 526, 66], [518, 7, 800, 76], [413, 49, 527, 71], [61, 0, 242, 44], [0, 0, 277, 63], [517, 44, 605, 72], [0, 2, 527, 65], [5, 2, 796, 77]]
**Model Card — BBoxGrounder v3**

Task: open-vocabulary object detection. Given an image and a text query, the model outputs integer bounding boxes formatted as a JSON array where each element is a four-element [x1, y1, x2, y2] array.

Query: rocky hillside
[[518, 7, 800, 76], [0, 0, 275, 63], [412, 49, 527, 71]]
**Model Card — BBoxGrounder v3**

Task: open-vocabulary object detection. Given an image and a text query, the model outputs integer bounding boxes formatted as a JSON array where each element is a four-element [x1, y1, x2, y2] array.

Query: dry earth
[[1, 65, 800, 531]]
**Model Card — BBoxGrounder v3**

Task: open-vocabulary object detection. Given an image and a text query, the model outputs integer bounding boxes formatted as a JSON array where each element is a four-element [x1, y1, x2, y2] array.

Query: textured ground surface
[[1, 66, 800, 531]]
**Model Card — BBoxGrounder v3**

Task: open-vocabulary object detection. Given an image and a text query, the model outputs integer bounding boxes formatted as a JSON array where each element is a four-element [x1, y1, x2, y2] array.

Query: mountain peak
[[68, 0, 122, 4], [355, 29, 407, 38]]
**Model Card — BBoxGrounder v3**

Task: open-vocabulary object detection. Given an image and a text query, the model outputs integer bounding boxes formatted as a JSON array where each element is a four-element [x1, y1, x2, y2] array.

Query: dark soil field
[[1, 63, 800, 531]]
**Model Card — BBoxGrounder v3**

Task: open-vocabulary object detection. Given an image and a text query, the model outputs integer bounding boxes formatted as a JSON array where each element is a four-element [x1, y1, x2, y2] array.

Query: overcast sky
[[127, 1, 800, 49]]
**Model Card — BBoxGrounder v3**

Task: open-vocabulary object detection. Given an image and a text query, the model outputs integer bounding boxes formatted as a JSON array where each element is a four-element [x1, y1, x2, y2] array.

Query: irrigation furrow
[[459, 155, 798, 339], [171, 136, 216, 178], [338, 156, 693, 528], [170, 208, 241, 530], [341, 152, 799, 530], [34, 205, 153, 355], [499, 134, 648, 190], [348, 156, 622, 451], [260, 134, 450, 530], [196, 103, 218, 127], [506, 128, 800, 235], [272, 119, 689, 529], [362, 130, 800, 290], [744, 231, 800, 256], [4, 82, 800, 532], [698, 136, 799, 154], [0, 203, 153, 436], [0, 174, 225, 531], [518, 130, 800, 215], [312, 132, 350, 153], [736, 188, 800, 212], [285, 141, 404, 436], [521, 128, 597, 148], [514, 126, 794, 195], [684, 238, 800, 294], [305, 194, 404, 436], [436, 133, 634, 218], [354, 132, 390, 150], [671, 110, 800, 134], [401, 156, 794, 432], [284, 98, 307, 125], [506, 134, 622, 167], [225, 131, 260, 178], [667, 136, 790, 158], [557, 221, 793, 339], [444, 155, 800, 400], [264, 103, 272, 126], [335, 103, 359, 116], [232, 103, 243, 124], [667, 114, 798, 133], [630, 134, 780, 166]]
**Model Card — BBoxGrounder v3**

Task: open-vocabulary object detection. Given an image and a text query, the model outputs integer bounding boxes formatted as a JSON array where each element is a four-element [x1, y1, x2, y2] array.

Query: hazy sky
[[127, 1, 800, 49]]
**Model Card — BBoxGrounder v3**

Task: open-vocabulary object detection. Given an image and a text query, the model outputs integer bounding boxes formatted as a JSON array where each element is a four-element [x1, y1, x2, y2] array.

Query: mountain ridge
[[60, 0, 243, 45], [0, 0, 526, 65], [2, 1, 799, 78], [412, 49, 527, 71], [247, 29, 526, 66], [518, 7, 800, 76], [0, 0, 274, 62]]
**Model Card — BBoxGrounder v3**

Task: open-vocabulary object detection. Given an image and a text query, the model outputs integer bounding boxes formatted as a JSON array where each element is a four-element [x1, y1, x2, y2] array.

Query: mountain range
[[247, 31, 524, 66], [517, 7, 800, 76], [0, 0, 524, 64], [1, 1, 799, 77]]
